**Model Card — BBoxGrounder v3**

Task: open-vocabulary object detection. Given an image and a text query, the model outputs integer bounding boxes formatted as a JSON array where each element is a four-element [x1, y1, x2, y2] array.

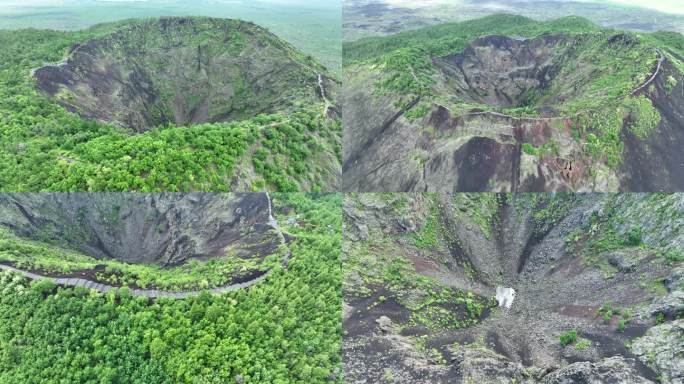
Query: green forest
[[0, 193, 342, 383], [0, 22, 341, 192]]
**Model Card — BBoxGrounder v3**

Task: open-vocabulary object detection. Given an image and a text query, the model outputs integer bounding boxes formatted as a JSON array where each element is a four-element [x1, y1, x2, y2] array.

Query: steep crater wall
[[34, 17, 324, 132], [621, 58, 684, 191], [0, 193, 281, 266], [432, 33, 646, 114], [434, 34, 566, 109]]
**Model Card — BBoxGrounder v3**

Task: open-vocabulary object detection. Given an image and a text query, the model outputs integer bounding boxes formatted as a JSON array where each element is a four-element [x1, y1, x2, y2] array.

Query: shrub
[[665, 249, 684, 264], [665, 75, 677, 93], [522, 143, 537, 156], [575, 338, 591, 350], [559, 329, 578, 346], [625, 227, 642, 246], [404, 104, 430, 119], [30, 279, 56, 296], [623, 96, 661, 140]]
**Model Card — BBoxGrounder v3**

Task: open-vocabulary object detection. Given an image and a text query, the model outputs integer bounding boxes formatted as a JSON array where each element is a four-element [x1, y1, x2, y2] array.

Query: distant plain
[[344, 0, 684, 41], [0, 0, 341, 72]]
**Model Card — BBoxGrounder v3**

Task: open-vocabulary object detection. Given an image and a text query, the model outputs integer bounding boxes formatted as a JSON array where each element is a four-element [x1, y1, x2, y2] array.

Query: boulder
[[631, 319, 684, 384], [645, 291, 684, 319], [541, 356, 655, 384], [607, 250, 640, 273], [375, 316, 393, 333], [448, 344, 537, 384]]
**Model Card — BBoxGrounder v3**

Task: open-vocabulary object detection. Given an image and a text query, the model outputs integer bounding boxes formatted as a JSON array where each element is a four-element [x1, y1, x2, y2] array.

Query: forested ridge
[[0, 193, 342, 383]]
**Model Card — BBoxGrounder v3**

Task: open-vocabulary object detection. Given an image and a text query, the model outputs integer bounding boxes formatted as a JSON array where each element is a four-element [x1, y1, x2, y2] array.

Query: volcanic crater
[[343, 28, 684, 192], [34, 17, 328, 132], [434, 34, 566, 110]]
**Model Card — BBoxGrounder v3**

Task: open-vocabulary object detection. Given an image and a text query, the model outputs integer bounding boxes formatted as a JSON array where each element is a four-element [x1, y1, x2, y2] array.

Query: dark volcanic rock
[[434, 35, 565, 108], [541, 356, 655, 384]]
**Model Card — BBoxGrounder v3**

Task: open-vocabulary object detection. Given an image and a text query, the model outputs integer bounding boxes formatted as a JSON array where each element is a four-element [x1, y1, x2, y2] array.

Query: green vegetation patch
[[404, 103, 430, 119], [565, 195, 684, 278], [452, 194, 499, 239], [412, 203, 440, 249], [512, 193, 576, 237], [623, 96, 661, 139], [345, 236, 493, 332], [574, 338, 591, 350], [383, 255, 492, 331], [559, 329, 578, 346]]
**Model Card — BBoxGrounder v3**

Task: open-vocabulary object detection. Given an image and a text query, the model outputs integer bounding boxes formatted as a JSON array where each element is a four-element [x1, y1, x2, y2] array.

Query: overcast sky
[[602, 0, 684, 14], [381, 0, 684, 14], [0, 0, 681, 14]]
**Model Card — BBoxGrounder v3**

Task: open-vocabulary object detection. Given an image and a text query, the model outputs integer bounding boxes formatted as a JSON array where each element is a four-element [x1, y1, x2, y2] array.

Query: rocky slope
[[0, 193, 281, 266], [342, 15, 684, 192], [343, 193, 684, 383], [35, 17, 335, 132]]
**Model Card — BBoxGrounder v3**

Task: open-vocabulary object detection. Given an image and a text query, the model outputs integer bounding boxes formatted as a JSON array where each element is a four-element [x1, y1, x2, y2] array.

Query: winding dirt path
[[632, 49, 664, 95], [318, 74, 333, 116], [0, 192, 290, 299]]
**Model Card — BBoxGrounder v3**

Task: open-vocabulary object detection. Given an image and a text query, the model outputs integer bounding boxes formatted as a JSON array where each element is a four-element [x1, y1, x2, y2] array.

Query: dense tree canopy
[[0, 193, 342, 383]]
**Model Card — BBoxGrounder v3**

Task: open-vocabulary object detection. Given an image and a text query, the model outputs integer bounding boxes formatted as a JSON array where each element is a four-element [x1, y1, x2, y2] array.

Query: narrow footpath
[[0, 192, 291, 299]]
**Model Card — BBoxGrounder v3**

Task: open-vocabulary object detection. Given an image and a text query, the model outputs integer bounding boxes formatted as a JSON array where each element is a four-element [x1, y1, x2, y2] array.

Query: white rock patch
[[496, 286, 516, 309]]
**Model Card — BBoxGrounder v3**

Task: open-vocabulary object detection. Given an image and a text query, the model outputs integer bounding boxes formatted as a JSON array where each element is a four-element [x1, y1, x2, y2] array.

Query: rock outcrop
[[632, 320, 684, 384]]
